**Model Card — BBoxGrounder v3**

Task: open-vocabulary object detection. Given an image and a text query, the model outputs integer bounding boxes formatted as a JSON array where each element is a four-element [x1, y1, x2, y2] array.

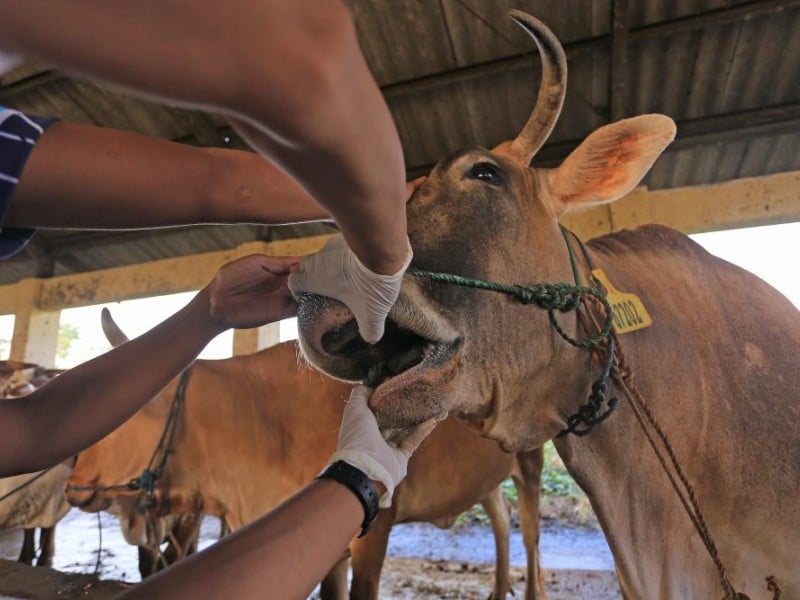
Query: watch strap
[[316, 460, 380, 537]]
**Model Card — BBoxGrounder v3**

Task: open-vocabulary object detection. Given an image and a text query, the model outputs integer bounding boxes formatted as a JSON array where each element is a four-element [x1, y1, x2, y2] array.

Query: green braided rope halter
[[405, 270, 613, 350], [405, 265, 620, 436]]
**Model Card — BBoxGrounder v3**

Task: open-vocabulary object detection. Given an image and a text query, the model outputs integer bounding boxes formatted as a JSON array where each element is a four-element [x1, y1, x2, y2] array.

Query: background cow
[[0, 362, 71, 567], [66, 310, 545, 599], [295, 10, 799, 600]]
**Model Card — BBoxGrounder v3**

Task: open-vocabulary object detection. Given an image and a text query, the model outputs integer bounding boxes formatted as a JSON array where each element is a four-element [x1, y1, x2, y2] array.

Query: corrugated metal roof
[[0, 0, 798, 285]]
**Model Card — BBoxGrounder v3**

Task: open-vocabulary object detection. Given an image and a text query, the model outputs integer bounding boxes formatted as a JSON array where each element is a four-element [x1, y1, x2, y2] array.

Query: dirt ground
[[0, 557, 621, 600]]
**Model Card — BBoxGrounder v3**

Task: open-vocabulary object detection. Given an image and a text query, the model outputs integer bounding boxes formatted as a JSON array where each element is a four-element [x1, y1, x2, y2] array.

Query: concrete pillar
[[7, 279, 60, 368]]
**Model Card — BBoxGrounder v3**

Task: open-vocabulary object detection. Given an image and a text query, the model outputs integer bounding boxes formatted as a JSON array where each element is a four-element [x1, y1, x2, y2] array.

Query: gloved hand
[[328, 385, 442, 507], [288, 235, 412, 344]]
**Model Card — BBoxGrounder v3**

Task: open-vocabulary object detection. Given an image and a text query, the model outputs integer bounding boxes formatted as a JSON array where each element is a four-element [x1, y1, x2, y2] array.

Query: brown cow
[[295, 10, 799, 600], [66, 312, 544, 599]]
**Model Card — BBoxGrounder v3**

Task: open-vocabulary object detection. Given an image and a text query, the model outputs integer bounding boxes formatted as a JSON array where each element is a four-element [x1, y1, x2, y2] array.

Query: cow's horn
[[507, 10, 567, 164], [101, 307, 130, 347]]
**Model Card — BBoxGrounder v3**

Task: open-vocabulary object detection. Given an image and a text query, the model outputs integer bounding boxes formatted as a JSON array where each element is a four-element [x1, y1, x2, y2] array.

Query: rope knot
[[512, 285, 538, 305], [135, 489, 155, 513], [139, 468, 155, 492], [613, 363, 633, 384]]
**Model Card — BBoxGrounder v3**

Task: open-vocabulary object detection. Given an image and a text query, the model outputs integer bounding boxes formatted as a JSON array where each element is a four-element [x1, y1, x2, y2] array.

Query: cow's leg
[[513, 448, 546, 600], [138, 545, 159, 578], [319, 548, 350, 600], [482, 485, 512, 599], [36, 526, 56, 567], [17, 528, 36, 565], [348, 510, 393, 600], [163, 513, 203, 564], [218, 517, 230, 539]]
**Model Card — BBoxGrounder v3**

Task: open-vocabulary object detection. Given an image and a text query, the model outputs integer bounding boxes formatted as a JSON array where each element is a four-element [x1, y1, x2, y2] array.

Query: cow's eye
[[469, 162, 501, 184]]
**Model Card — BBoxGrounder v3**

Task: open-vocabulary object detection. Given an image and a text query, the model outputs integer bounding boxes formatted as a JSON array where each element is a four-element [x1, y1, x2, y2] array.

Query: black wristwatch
[[316, 460, 380, 537]]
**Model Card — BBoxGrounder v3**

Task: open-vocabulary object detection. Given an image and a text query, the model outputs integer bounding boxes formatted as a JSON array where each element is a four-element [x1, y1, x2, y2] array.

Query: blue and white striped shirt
[[0, 106, 57, 259]]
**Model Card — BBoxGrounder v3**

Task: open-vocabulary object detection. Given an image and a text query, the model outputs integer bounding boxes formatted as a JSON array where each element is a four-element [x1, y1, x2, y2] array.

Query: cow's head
[[297, 11, 675, 451]]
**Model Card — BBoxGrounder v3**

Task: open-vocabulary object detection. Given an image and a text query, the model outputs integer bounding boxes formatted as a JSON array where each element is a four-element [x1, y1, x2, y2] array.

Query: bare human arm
[[6, 121, 329, 229], [0, 0, 407, 274], [0, 254, 299, 477], [125, 479, 364, 599]]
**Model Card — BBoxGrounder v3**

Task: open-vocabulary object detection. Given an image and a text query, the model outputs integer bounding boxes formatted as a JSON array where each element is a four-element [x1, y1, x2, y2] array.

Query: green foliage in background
[[0, 323, 80, 363], [501, 478, 517, 505], [57, 323, 80, 362], [540, 441, 581, 498]]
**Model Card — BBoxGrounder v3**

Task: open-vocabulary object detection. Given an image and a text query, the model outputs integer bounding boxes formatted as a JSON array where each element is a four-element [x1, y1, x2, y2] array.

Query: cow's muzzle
[[296, 286, 460, 387]]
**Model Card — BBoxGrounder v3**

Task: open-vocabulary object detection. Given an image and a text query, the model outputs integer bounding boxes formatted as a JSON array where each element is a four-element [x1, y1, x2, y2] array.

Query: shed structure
[[0, 0, 798, 364]]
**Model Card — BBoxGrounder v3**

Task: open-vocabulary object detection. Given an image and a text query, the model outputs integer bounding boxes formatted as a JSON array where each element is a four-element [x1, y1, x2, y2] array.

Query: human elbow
[[228, 1, 361, 146]]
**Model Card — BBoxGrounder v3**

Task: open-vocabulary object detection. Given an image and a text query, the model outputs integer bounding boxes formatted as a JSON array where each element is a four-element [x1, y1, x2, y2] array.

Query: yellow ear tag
[[591, 269, 652, 334]]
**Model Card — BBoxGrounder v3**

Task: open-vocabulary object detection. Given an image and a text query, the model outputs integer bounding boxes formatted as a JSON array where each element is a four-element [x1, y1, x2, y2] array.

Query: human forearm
[[0, 291, 220, 476], [8, 122, 329, 229], [228, 85, 408, 274], [123, 479, 362, 599], [0, 0, 408, 273]]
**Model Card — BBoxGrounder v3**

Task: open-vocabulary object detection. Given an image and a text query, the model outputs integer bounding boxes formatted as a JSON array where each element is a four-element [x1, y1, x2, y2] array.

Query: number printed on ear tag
[[591, 269, 652, 334]]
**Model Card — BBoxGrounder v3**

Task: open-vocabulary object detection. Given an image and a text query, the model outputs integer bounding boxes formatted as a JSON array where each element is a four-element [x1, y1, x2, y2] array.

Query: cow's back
[[187, 342, 516, 527], [170, 343, 348, 527]]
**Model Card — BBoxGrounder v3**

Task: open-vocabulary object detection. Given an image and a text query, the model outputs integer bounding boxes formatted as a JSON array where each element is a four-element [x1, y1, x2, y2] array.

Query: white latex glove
[[328, 385, 442, 507], [288, 235, 412, 344]]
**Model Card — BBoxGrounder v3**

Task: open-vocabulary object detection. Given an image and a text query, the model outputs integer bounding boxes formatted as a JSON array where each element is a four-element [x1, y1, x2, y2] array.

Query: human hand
[[205, 254, 300, 330], [288, 235, 412, 344], [328, 385, 442, 507]]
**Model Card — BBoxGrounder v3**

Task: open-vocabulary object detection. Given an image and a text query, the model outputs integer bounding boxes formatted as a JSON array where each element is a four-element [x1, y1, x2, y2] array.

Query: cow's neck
[[550, 232, 716, 597], [549, 227, 799, 599]]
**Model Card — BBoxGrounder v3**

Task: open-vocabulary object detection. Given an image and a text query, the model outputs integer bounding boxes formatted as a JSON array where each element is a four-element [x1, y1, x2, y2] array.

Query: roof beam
[[627, 0, 800, 42], [562, 170, 800, 239], [30, 221, 335, 261], [0, 236, 336, 313]]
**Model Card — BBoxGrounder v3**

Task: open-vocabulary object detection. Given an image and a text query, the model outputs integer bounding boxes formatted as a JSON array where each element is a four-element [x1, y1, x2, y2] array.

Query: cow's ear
[[546, 114, 675, 215]]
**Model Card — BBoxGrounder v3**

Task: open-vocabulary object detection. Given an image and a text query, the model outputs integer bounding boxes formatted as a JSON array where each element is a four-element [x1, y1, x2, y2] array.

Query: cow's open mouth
[[320, 317, 460, 388]]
